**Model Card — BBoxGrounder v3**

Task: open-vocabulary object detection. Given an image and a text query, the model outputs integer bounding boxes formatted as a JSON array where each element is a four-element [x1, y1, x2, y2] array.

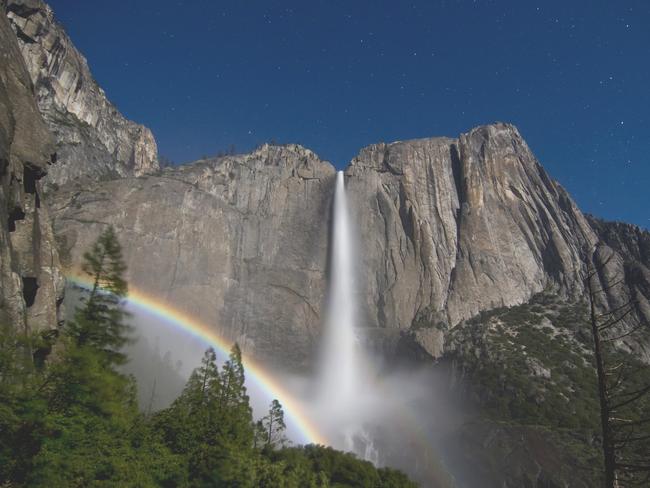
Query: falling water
[[313, 170, 380, 461], [319, 171, 359, 410]]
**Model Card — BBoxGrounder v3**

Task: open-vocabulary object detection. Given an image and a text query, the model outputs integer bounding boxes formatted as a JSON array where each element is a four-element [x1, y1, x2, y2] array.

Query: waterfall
[[319, 171, 358, 410], [313, 170, 378, 456]]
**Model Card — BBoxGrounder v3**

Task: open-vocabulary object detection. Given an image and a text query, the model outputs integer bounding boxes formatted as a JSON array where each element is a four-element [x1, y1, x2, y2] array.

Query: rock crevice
[[0, 6, 64, 332]]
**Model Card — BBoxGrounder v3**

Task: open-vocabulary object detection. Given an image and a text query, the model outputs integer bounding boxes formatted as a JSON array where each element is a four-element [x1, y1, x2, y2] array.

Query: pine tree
[[260, 399, 287, 449], [215, 344, 253, 448], [585, 247, 650, 487], [186, 347, 221, 411], [219, 344, 248, 409], [160, 348, 221, 455], [45, 226, 133, 416], [27, 226, 153, 486], [155, 345, 257, 485], [67, 225, 131, 367], [206, 344, 256, 485]]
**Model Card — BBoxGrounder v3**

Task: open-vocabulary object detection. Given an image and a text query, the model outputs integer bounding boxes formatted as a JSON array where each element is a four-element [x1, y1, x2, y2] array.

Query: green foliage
[[67, 225, 131, 366], [46, 226, 134, 421], [447, 292, 650, 486], [266, 445, 418, 488], [0, 324, 49, 482], [1, 227, 184, 486], [153, 346, 257, 486], [152, 346, 417, 487], [449, 296, 601, 431], [0, 228, 417, 487], [256, 399, 287, 449]]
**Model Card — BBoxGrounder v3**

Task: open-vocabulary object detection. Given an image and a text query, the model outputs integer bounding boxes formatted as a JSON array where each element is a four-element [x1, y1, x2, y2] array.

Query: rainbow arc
[[66, 273, 328, 446]]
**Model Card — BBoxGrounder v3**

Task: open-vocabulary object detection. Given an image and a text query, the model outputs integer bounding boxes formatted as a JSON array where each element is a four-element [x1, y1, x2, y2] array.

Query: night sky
[[48, 0, 649, 228]]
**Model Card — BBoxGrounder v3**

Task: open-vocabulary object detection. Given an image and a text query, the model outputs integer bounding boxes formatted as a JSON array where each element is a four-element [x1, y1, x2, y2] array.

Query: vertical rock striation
[[347, 123, 598, 339], [0, 5, 64, 332], [588, 216, 650, 359], [5, 0, 159, 187]]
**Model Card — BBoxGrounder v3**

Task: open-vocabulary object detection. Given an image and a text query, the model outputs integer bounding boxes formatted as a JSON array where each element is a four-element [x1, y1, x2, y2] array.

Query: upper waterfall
[[319, 170, 359, 411]]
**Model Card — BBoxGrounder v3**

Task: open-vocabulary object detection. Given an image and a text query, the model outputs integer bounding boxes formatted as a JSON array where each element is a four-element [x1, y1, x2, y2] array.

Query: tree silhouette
[[585, 246, 650, 487], [67, 225, 131, 366], [258, 399, 287, 449]]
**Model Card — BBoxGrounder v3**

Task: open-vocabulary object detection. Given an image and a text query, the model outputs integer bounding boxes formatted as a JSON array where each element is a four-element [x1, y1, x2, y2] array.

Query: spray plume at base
[[306, 171, 457, 486], [311, 170, 377, 457]]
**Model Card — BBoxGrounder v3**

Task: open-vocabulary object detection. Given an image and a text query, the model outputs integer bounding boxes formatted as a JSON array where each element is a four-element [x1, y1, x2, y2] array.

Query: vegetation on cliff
[[444, 292, 650, 487]]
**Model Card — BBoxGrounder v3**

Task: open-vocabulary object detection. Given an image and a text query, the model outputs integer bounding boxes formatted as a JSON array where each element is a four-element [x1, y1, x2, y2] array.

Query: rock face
[[6, 0, 644, 368], [0, 5, 64, 332], [5, 0, 159, 187], [346, 124, 598, 346], [588, 216, 650, 267], [50, 123, 650, 366], [588, 216, 650, 359], [51, 145, 335, 367]]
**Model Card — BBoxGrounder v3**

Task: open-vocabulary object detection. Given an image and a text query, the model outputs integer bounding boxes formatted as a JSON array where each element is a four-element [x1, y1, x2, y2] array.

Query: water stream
[[314, 170, 378, 462], [319, 171, 359, 410]]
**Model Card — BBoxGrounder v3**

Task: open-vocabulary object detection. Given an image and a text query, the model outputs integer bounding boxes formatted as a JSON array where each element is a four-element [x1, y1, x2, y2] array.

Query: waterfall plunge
[[314, 170, 377, 460], [319, 171, 358, 409]]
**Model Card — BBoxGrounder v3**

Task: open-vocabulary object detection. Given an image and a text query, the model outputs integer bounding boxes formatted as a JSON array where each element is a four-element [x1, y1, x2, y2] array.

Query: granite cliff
[[5, 0, 643, 367], [0, 4, 63, 333], [52, 145, 335, 367], [2, 2, 650, 486], [50, 124, 650, 366], [5, 0, 159, 187], [347, 124, 650, 360], [347, 125, 594, 330]]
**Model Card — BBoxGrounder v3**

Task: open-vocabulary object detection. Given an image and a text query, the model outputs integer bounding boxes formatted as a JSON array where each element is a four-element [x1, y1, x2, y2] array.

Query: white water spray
[[313, 171, 380, 460], [319, 171, 360, 410]]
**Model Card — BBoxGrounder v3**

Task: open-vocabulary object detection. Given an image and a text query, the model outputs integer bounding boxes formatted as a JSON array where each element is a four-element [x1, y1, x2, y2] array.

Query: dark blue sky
[[49, 0, 648, 228]]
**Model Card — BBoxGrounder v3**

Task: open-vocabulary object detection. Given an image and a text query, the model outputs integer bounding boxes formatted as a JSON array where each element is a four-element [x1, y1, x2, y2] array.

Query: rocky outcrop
[[0, 6, 64, 332], [588, 216, 650, 267], [4, 0, 159, 187], [7, 0, 641, 368], [588, 216, 650, 359], [51, 145, 335, 367], [347, 125, 649, 360], [346, 123, 597, 337]]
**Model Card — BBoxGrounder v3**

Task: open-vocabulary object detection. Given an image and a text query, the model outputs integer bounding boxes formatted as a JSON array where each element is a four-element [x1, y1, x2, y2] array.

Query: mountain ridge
[[2, 2, 650, 486], [47, 122, 650, 367], [5, 0, 159, 187]]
